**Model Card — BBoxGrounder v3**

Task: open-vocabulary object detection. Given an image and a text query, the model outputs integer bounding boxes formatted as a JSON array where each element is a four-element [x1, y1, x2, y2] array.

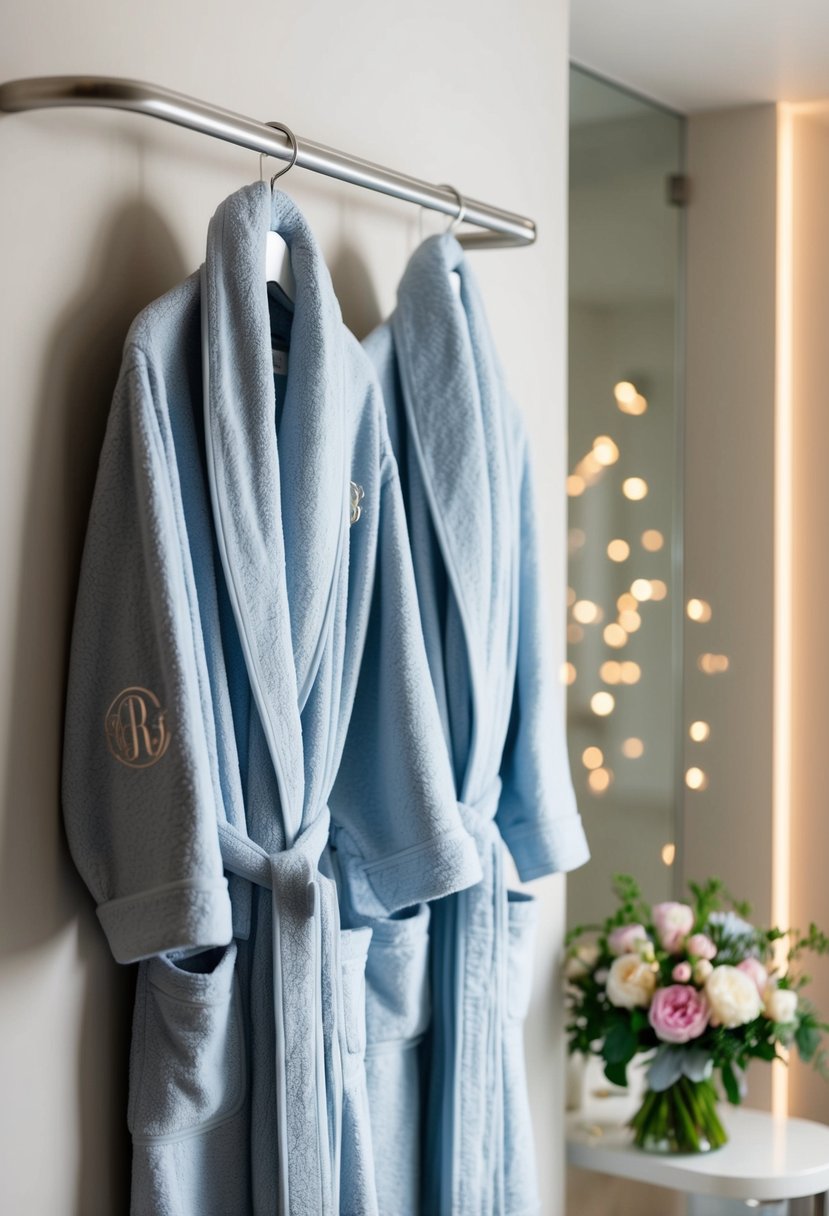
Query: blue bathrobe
[[62, 185, 481, 1216], [364, 235, 590, 1216]]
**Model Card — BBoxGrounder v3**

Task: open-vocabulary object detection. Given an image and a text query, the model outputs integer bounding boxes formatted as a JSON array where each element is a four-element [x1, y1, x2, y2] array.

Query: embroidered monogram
[[105, 687, 171, 768], [349, 481, 364, 525]]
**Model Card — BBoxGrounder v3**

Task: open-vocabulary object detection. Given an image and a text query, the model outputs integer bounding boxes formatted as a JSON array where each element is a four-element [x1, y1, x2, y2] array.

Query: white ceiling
[[571, 0, 829, 114]]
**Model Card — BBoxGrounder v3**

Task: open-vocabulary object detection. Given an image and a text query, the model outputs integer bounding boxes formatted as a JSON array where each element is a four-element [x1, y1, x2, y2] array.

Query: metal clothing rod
[[0, 75, 537, 249]]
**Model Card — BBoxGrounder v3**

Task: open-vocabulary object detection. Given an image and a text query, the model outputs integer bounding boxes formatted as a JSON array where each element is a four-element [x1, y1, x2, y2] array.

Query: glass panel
[[566, 67, 685, 928]]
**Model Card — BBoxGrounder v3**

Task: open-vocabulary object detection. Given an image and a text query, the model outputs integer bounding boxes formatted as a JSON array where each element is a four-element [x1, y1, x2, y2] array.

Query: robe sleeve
[[329, 456, 482, 919], [62, 349, 232, 964], [496, 447, 590, 880]]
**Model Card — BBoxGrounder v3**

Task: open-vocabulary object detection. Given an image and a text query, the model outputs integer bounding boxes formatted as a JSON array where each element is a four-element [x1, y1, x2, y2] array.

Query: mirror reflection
[[566, 67, 685, 929]]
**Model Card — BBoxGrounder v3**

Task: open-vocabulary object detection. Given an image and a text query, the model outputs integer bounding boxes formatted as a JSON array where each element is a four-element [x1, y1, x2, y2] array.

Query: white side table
[[567, 1080, 829, 1215]]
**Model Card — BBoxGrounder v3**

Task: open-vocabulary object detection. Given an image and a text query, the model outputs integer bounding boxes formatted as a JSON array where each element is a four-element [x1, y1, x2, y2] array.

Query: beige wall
[[683, 105, 779, 1111], [788, 106, 829, 1124], [0, 4, 572, 1213]]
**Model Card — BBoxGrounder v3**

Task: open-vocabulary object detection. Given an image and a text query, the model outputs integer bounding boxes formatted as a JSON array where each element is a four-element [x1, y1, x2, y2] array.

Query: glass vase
[[629, 1077, 728, 1154]]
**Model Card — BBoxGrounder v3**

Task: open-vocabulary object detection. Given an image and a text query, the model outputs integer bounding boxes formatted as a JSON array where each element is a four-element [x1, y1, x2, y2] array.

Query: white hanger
[[266, 232, 295, 302], [261, 122, 299, 303]]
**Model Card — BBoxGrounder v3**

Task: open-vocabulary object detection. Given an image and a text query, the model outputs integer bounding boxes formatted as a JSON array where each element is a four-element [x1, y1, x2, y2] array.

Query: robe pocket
[[128, 940, 246, 1143], [363, 902, 431, 1046], [340, 927, 372, 1062], [506, 890, 538, 1022]]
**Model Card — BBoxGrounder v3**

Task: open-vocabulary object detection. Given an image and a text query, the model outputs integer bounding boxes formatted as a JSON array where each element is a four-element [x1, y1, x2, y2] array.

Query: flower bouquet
[[565, 876, 829, 1154]]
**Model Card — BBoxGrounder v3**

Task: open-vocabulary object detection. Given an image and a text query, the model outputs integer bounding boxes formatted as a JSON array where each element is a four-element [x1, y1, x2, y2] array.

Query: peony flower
[[565, 943, 599, 980], [672, 961, 693, 983], [764, 986, 798, 1024], [687, 933, 717, 961], [652, 902, 695, 953], [736, 957, 769, 996], [705, 965, 763, 1027], [649, 984, 710, 1043], [694, 959, 714, 984], [608, 923, 650, 957], [606, 953, 657, 1009]]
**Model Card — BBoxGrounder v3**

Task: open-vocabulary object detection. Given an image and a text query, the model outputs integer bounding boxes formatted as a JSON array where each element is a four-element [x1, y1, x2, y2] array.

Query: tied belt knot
[[217, 808, 345, 1216], [457, 775, 503, 852]]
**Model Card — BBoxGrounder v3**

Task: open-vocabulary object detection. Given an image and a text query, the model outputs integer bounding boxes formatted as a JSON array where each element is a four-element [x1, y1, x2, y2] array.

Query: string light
[[622, 737, 644, 759], [617, 592, 637, 613], [582, 746, 604, 770], [661, 842, 676, 866], [607, 539, 630, 562], [593, 436, 620, 466], [614, 382, 648, 416], [687, 598, 712, 622], [620, 661, 641, 685], [573, 599, 602, 625], [591, 691, 615, 717], [689, 720, 710, 742], [588, 767, 612, 793], [567, 475, 585, 497], [698, 653, 729, 675], [685, 767, 708, 791], [603, 623, 628, 648], [622, 477, 649, 501], [641, 529, 664, 552], [561, 662, 577, 686], [631, 579, 653, 602], [600, 661, 622, 684], [618, 609, 641, 633], [650, 579, 668, 601]]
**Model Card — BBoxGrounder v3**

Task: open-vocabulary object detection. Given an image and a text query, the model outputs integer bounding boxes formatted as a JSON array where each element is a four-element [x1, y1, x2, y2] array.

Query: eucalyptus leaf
[[647, 1047, 684, 1093], [681, 1048, 714, 1083]]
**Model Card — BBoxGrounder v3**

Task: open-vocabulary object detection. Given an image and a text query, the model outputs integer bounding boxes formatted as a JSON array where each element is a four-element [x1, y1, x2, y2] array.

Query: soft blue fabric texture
[[62, 184, 482, 1216], [363, 234, 590, 1216]]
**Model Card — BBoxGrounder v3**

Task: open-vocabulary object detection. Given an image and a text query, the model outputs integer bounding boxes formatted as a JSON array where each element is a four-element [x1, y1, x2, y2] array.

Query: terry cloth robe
[[363, 234, 590, 1216], [61, 184, 482, 1216]]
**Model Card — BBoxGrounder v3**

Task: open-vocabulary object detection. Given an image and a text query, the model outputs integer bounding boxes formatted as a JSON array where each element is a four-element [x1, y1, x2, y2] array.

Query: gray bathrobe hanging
[[364, 234, 590, 1216], [62, 184, 481, 1216]]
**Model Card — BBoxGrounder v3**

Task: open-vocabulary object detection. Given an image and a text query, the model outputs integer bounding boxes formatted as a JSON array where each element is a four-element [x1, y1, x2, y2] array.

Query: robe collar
[[201, 183, 348, 841], [390, 234, 517, 700]]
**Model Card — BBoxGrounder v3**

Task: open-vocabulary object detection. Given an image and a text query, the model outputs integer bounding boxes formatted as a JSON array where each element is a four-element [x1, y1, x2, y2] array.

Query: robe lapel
[[202, 182, 347, 843], [391, 235, 519, 792]]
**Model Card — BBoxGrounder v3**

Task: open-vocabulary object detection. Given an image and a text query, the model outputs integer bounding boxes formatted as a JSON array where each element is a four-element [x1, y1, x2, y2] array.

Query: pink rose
[[648, 984, 710, 1044], [652, 902, 695, 953], [736, 957, 768, 996], [672, 961, 692, 983], [687, 933, 717, 961], [608, 923, 649, 957]]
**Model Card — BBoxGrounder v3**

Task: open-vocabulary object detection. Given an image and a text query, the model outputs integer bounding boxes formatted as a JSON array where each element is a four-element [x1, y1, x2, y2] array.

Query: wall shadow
[[329, 238, 384, 340], [0, 197, 188, 1213]]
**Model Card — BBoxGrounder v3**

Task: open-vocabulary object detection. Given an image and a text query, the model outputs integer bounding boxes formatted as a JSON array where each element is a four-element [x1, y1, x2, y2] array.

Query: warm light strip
[[772, 104, 794, 1119]]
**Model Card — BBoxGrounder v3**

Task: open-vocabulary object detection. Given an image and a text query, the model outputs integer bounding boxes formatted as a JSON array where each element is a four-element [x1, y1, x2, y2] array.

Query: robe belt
[[218, 812, 342, 1216], [453, 775, 509, 1216]]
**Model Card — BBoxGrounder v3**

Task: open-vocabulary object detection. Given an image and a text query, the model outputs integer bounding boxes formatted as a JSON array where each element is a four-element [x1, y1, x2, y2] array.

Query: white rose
[[565, 944, 599, 980], [705, 965, 763, 1027], [694, 959, 714, 984], [606, 953, 657, 1009], [765, 986, 798, 1024]]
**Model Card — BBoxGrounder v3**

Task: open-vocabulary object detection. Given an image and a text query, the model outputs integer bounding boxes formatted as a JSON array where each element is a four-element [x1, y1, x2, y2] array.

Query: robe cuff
[[504, 814, 591, 881], [97, 877, 233, 964], [360, 827, 483, 916]]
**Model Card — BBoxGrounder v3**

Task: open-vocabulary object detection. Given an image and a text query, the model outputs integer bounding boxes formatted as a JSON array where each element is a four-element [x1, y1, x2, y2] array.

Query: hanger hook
[[259, 121, 298, 189], [438, 183, 467, 234]]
